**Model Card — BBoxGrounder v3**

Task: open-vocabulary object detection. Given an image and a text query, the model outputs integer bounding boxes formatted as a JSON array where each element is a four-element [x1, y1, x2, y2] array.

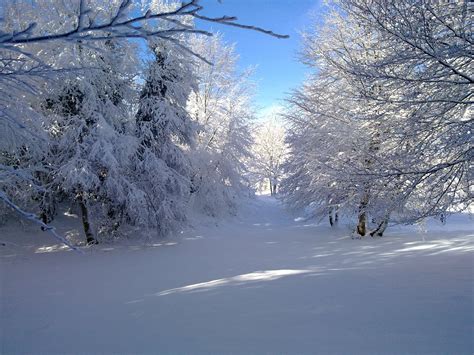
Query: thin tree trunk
[[39, 191, 55, 231], [357, 122, 379, 237], [329, 208, 334, 226], [78, 196, 97, 245], [335, 206, 339, 224], [269, 178, 273, 196], [356, 194, 369, 237]]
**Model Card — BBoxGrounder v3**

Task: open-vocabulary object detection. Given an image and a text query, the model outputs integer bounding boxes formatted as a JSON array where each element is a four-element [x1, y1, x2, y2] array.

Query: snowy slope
[[1, 196, 473, 354]]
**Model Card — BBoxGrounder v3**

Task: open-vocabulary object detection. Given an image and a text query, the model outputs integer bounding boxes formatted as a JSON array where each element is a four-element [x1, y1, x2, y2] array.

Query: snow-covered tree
[[251, 115, 288, 195], [283, 73, 363, 227], [282, 0, 473, 236], [133, 35, 196, 237], [187, 34, 255, 216], [41, 37, 140, 244], [333, 0, 473, 222]]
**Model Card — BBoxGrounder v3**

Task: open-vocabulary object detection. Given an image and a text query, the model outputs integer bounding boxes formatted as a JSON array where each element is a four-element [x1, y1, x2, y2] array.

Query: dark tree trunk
[[357, 211, 366, 236], [370, 215, 390, 237], [329, 206, 339, 227], [356, 194, 369, 237], [39, 194, 54, 231], [78, 196, 97, 245], [37, 176, 56, 231]]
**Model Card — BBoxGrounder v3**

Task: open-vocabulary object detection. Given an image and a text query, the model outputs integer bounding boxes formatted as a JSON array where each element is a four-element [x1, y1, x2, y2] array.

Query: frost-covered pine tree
[[42, 37, 140, 244], [133, 33, 196, 236]]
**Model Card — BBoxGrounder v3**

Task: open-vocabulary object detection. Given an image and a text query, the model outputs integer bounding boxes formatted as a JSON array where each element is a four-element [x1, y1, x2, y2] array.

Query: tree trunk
[[357, 211, 366, 236], [356, 194, 369, 236], [370, 214, 390, 237], [272, 183, 277, 195], [269, 178, 274, 196], [329, 206, 339, 227], [39, 191, 55, 231], [78, 196, 97, 245]]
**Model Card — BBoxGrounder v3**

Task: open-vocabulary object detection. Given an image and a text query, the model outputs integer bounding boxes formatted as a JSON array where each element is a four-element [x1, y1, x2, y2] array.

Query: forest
[[1, 0, 471, 246], [0, 0, 289, 247]]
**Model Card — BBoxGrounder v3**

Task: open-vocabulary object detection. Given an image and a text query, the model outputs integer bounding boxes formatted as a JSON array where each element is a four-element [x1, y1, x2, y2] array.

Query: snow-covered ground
[[1, 196, 473, 354]]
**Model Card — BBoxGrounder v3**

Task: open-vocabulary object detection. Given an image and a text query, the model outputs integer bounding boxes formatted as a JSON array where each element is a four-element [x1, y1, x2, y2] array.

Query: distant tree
[[252, 116, 288, 196]]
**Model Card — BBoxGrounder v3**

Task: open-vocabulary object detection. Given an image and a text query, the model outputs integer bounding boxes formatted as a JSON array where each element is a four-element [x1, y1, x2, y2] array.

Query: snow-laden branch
[[0, 0, 288, 48], [0, 191, 83, 253]]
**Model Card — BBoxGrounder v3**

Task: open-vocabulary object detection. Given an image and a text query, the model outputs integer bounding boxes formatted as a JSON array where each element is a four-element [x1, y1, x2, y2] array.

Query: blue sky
[[197, 0, 324, 115]]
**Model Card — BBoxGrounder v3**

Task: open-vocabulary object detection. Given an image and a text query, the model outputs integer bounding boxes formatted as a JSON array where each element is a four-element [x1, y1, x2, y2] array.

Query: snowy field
[[1, 196, 473, 354]]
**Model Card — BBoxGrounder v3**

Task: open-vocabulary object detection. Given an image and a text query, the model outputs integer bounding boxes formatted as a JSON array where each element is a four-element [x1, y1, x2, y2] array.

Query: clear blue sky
[[197, 0, 324, 113]]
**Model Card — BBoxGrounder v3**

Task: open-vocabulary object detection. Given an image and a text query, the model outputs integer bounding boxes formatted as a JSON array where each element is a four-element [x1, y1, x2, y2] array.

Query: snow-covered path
[[1, 196, 473, 354]]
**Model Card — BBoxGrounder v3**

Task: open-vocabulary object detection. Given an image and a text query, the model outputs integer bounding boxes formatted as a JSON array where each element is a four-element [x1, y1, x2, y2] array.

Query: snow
[[1, 196, 473, 354]]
